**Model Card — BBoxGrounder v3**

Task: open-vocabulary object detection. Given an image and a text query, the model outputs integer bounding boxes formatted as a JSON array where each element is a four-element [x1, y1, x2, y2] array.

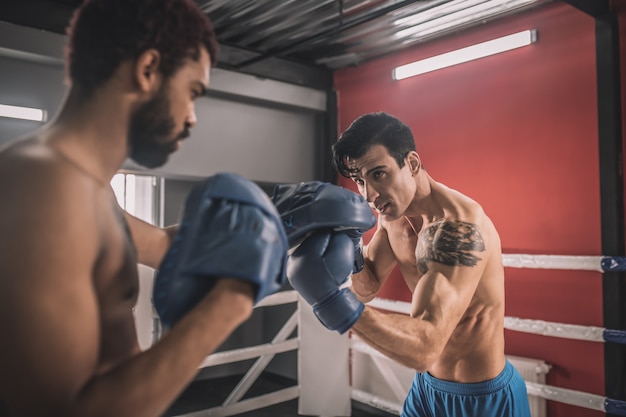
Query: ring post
[[297, 296, 351, 416]]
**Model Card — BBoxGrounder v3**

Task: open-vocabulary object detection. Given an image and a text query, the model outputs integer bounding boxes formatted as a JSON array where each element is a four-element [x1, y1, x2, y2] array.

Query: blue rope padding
[[601, 258, 626, 417], [601, 256, 626, 272], [603, 329, 626, 345], [606, 398, 626, 416]]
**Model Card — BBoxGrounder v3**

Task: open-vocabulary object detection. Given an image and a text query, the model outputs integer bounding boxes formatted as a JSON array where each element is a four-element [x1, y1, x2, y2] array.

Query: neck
[[47, 86, 132, 183], [405, 171, 443, 221]]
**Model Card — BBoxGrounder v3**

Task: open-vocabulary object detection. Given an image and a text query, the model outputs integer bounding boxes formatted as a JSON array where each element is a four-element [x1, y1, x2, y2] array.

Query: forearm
[[350, 241, 395, 303], [124, 210, 178, 268], [351, 307, 441, 372], [70, 280, 253, 417], [350, 267, 382, 303]]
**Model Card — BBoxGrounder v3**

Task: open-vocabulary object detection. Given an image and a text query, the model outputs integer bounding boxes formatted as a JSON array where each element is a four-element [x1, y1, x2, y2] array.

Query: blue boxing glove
[[287, 230, 364, 334], [271, 181, 375, 272], [153, 172, 288, 329], [345, 228, 367, 273]]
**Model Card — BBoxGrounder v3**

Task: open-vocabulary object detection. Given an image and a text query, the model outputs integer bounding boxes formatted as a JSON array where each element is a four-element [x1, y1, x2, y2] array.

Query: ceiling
[[0, 0, 552, 87]]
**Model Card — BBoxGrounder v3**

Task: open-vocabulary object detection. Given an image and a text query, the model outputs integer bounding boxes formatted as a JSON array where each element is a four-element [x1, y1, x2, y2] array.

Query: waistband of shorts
[[422, 360, 515, 396]]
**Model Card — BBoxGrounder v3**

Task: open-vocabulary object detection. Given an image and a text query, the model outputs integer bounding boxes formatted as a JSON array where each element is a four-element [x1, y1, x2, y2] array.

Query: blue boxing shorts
[[401, 361, 531, 417]]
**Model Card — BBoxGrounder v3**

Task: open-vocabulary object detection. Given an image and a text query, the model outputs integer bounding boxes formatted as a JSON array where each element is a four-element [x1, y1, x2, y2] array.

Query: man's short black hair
[[332, 112, 416, 178]]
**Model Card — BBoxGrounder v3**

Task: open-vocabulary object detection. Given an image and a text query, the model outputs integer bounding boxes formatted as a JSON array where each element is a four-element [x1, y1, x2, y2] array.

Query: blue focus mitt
[[272, 181, 375, 272], [153, 172, 289, 329]]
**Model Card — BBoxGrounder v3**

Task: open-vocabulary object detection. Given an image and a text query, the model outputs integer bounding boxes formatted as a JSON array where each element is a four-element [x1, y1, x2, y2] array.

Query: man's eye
[[374, 171, 384, 178]]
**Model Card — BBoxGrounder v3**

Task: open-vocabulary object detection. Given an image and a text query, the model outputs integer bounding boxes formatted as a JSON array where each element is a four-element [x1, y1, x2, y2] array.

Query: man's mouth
[[170, 130, 190, 151], [374, 202, 389, 213]]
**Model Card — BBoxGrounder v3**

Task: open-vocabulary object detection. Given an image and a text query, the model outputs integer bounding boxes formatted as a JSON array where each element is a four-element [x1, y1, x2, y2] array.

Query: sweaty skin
[[348, 144, 506, 383], [0, 48, 255, 417]]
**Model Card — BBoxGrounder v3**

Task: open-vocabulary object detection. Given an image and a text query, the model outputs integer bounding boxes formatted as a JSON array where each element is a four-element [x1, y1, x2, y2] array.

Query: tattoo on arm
[[417, 220, 486, 274]]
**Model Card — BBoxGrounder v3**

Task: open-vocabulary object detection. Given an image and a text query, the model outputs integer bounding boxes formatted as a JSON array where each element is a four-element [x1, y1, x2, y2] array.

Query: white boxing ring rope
[[369, 298, 626, 346], [502, 253, 626, 272]]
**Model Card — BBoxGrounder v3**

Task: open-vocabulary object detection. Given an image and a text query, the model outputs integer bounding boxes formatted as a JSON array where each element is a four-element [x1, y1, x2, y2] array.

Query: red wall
[[334, 4, 607, 416]]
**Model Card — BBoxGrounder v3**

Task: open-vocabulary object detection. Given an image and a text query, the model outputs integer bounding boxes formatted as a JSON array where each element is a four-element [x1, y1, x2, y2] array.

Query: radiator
[[507, 355, 552, 417]]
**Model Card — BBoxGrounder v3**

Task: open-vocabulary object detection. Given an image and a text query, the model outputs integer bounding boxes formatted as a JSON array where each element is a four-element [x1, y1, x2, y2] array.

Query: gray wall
[[143, 95, 322, 184], [0, 55, 65, 144], [0, 21, 326, 184]]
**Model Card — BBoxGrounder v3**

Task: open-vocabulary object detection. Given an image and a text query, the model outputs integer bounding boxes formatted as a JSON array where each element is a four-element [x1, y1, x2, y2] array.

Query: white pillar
[[297, 297, 351, 416], [134, 265, 157, 350]]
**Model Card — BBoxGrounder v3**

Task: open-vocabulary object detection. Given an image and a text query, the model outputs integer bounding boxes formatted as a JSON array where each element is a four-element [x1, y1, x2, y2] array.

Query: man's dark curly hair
[[332, 112, 416, 178], [66, 0, 219, 97]]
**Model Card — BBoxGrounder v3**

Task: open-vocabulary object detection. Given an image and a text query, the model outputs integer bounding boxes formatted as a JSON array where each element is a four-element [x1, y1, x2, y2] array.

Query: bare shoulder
[[433, 182, 496, 231], [0, 137, 103, 270], [0, 138, 99, 206], [416, 183, 501, 271]]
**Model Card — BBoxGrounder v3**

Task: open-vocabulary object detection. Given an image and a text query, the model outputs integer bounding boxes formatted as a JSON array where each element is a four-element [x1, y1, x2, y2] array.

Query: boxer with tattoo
[[286, 111, 530, 417]]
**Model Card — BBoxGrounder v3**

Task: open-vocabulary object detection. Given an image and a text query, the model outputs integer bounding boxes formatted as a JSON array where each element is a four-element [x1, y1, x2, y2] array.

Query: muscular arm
[[350, 220, 397, 302], [0, 163, 253, 417], [351, 219, 487, 372], [123, 211, 177, 269], [74, 279, 253, 417]]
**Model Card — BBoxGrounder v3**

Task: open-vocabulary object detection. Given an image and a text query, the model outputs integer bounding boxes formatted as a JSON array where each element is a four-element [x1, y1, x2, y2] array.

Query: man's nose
[[363, 182, 379, 203], [187, 107, 197, 129]]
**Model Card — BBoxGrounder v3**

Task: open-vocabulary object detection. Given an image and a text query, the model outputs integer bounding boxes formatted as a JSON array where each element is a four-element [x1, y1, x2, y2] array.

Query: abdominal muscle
[[428, 303, 506, 383], [397, 262, 506, 383]]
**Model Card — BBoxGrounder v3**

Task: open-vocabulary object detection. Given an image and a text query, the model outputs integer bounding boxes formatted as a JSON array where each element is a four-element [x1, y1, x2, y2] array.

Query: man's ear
[[135, 49, 161, 93], [407, 151, 421, 175]]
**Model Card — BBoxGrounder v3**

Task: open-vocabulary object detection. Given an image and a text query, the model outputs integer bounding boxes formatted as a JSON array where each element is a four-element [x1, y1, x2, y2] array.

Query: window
[[111, 173, 158, 225]]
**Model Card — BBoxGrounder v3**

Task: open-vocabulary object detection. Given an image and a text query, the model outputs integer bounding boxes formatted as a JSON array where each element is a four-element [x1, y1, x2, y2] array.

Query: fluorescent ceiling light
[[393, 29, 537, 80], [0, 104, 47, 122]]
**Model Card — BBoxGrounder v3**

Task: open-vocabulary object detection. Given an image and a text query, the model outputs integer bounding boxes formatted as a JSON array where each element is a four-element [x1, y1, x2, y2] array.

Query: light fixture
[[0, 104, 47, 122], [393, 29, 537, 80]]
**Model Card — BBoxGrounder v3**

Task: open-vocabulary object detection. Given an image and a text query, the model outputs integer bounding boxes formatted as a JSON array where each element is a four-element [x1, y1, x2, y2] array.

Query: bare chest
[[386, 218, 488, 285], [385, 219, 421, 284], [93, 202, 141, 368], [94, 204, 139, 299]]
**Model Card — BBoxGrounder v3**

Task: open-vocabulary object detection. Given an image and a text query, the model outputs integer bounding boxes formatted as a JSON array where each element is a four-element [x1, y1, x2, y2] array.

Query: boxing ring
[[170, 252, 626, 417]]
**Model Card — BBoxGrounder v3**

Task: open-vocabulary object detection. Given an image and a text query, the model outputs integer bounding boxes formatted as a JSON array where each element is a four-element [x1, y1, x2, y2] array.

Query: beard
[[128, 87, 189, 168]]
